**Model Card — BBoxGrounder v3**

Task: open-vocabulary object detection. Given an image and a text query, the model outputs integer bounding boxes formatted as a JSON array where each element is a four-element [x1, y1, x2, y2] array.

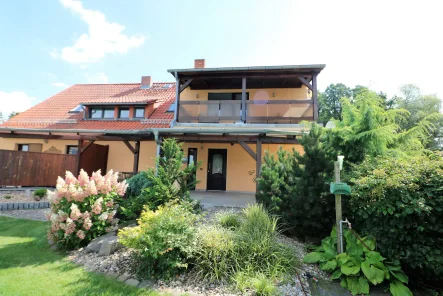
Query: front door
[[187, 148, 198, 190], [207, 149, 227, 191]]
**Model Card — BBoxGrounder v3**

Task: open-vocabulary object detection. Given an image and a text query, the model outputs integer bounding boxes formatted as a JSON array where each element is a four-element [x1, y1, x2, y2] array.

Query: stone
[[125, 278, 140, 287], [117, 273, 130, 282], [85, 265, 98, 272], [85, 232, 122, 256], [138, 280, 154, 289]]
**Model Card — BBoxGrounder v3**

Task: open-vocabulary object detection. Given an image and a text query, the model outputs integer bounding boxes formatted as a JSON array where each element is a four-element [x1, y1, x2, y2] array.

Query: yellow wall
[[0, 138, 157, 173], [180, 86, 311, 101], [0, 137, 302, 193], [181, 142, 303, 193]]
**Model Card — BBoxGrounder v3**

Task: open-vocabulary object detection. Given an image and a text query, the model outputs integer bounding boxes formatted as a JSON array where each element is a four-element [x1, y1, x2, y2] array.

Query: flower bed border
[[0, 201, 50, 211]]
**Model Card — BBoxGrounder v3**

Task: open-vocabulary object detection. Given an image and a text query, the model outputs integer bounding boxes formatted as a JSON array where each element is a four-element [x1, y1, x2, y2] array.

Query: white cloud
[[0, 91, 36, 119], [52, 0, 145, 64], [52, 82, 69, 88], [84, 72, 108, 84]]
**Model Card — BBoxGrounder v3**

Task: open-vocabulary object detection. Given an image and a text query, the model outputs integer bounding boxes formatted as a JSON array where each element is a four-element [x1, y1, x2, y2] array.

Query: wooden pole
[[334, 160, 342, 253], [312, 74, 318, 122], [133, 141, 140, 175], [76, 140, 83, 175]]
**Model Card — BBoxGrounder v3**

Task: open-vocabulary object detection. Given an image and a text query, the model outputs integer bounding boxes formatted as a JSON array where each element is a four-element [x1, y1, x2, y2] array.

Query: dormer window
[[90, 107, 114, 119], [134, 107, 145, 118], [119, 108, 130, 119]]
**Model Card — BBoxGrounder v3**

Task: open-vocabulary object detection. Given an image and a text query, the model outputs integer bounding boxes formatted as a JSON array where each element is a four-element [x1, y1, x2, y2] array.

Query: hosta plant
[[47, 169, 127, 249], [303, 227, 412, 296]]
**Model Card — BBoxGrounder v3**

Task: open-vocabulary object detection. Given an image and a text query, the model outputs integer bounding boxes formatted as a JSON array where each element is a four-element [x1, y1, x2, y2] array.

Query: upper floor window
[[90, 108, 114, 119], [134, 108, 145, 118], [119, 108, 130, 118]]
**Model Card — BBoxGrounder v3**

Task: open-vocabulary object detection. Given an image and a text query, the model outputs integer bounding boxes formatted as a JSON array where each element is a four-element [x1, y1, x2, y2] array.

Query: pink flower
[[92, 197, 103, 215], [83, 217, 92, 230], [65, 171, 78, 185], [107, 210, 116, 222], [78, 169, 89, 187], [105, 201, 114, 208], [91, 170, 103, 184], [58, 210, 68, 222], [76, 230, 86, 240], [86, 180, 98, 196], [82, 211, 91, 219], [65, 218, 76, 235], [70, 204, 82, 221]]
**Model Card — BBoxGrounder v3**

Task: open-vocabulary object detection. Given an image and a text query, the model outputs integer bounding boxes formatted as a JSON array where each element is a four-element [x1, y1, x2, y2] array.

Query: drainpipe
[[339, 218, 351, 253]]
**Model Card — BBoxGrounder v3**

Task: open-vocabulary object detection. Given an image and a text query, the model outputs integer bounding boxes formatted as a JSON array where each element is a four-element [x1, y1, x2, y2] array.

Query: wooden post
[[312, 74, 318, 122], [76, 140, 83, 175], [133, 141, 140, 175], [241, 77, 246, 122], [334, 160, 342, 253], [256, 138, 262, 194], [174, 72, 180, 122]]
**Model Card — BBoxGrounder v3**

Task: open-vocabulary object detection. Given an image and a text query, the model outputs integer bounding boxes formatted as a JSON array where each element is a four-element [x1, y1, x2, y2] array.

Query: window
[[66, 145, 78, 155], [18, 144, 29, 151], [119, 108, 130, 118], [16, 143, 42, 152], [134, 108, 145, 118], [208, 93, 249, 101], [90, 108, 114, 119], [103, 109, 114, 118]]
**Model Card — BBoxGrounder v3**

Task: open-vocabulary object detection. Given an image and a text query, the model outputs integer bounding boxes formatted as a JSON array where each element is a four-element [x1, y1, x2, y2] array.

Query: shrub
[[47, 169, 127, 249], [33, 188, 47, 198], [232, 272, 278, 296], [349, 154, 443, 280], [125, 172, 150, 198], [3, 195, 11, 199], [118, 201, 198, 279], [215, 210, 242, 230], [256, 124, 336, 240], [136, 138, 200, 211], [304, 227, 412, 296], [192, 204, 298, 284]]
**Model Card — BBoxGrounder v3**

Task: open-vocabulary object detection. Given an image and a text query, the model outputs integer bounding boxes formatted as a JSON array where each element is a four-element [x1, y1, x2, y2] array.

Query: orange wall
[[0, 137, 302, 192], [181, 142, 303, 193], [180, 86, 311, 101], [0, 138, 157, 174]]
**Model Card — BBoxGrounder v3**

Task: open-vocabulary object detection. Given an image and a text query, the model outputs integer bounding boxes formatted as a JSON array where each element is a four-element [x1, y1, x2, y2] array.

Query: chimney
[[194, 59, 205, 69], [140, 76, 152, 89]]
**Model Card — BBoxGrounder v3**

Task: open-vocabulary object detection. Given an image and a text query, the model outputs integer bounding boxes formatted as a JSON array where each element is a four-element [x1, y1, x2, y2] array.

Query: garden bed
[[68, 206, 328, 296], [0, 189, 50, 203]]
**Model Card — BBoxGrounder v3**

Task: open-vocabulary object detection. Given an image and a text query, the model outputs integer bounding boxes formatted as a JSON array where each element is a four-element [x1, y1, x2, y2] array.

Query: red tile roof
[[1, 83, 175, 130]]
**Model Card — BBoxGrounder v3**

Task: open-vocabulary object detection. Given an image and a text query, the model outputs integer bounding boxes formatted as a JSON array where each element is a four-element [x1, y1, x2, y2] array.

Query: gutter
[[0, 126, 305, 136]]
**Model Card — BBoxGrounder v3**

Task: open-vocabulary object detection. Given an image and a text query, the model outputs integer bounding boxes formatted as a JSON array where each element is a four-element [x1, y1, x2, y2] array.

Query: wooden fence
[[0, 149, 77, 187]]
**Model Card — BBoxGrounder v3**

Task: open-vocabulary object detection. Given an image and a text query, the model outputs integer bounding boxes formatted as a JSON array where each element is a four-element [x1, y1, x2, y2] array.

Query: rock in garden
[[85, 232, 122, 256]]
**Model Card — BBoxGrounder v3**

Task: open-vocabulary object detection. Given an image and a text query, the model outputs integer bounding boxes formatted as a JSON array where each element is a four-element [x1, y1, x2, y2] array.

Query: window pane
[[135, 108, 145, 118], [212, 154, 223, 175], [119, 108, 129, 118], [19, 144, 29, 152], [103, 109, 114, 118], [67, 146, 78, 154], [91, 108, 103, 118]]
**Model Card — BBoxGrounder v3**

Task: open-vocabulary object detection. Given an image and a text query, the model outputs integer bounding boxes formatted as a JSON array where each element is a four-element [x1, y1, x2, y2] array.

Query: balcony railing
[[178, 100, 314, 124]]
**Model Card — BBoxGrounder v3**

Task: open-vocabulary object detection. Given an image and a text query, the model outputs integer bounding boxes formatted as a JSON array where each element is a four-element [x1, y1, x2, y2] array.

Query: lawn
[[0, 216, 166, 296]]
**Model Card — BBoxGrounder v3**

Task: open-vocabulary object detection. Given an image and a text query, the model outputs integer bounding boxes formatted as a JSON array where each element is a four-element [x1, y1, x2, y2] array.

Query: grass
[[0, 216, 169, 296]]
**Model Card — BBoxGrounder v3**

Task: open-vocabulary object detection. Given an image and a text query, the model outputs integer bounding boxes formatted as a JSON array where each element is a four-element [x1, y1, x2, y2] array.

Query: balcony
[[178, 99, 314, 124]]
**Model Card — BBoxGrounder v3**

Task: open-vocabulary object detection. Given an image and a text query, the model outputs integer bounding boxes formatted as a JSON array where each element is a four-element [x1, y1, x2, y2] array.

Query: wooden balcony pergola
[[167, 64, 325, 124]]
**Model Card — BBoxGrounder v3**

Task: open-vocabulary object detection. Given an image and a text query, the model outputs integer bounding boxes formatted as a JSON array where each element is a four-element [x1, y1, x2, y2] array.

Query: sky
[[0, 0, 442, 118]]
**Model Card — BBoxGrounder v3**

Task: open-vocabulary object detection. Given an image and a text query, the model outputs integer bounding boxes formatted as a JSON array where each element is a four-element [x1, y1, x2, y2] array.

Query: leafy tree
[[397, 84, 443, 149], [9, 111, 19, 119], [327, 89, 439, 163], [318, 83, 352, 125]]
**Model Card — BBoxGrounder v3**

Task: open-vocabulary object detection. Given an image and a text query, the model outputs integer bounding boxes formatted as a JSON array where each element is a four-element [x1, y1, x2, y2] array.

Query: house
[[0, 59, 325, 193]]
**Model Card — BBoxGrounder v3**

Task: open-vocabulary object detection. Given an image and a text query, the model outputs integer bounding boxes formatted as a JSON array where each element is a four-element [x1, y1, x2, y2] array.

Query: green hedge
[[349, 153, 443, 280]]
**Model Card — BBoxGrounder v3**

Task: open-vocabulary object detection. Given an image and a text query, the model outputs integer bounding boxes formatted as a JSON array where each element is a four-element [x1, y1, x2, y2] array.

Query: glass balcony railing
[[178, 99, 314, 124]]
